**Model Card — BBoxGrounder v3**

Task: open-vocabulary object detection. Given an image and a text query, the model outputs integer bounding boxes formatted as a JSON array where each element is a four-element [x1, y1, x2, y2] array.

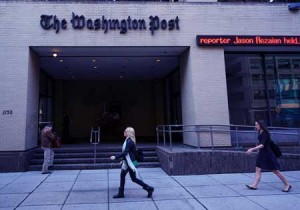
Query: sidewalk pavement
[[1, 168, 300, 210]]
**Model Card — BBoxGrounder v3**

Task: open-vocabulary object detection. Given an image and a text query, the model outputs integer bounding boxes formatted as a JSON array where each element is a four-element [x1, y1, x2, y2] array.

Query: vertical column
[[25, 49, 40, 149], [180, 47, 231, 147], [0, 46, 29, 151]]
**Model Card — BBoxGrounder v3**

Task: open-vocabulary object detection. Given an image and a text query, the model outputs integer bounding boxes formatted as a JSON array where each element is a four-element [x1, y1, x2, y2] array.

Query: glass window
[[225, 53, 300, 128], [225, 54, 267, 125], [292, 59, 300, 69], [249, 58, 261, 71], [277, 58, 290, 70], [266, 55, 300, 127]]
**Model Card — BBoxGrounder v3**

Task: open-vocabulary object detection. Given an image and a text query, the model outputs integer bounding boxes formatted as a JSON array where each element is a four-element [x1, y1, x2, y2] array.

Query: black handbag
[[136, 149, 144, 162], [52, 136, 62, 148], [269, 139, 282, 158]]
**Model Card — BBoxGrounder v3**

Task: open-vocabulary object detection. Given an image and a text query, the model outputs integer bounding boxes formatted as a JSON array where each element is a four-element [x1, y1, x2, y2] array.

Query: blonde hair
[[125, 127, 136, 144]]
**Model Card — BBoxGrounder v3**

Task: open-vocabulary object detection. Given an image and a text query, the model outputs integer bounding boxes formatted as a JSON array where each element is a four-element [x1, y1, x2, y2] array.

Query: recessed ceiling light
[[156, 59, 160, 62], [92, 59, 96, 62], [53, 53, 57, 58], [59, 59, 63, 62], [94, 66, 97, 69]]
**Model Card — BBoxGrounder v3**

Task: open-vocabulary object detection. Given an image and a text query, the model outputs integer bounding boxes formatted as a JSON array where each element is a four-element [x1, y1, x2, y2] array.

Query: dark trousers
[[119, 168, 149, 190]]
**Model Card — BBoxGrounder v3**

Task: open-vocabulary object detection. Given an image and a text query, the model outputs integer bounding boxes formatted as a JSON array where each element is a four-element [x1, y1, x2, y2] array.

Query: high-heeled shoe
[[245, 184, 257, 190], [282, 185, 292, 192]]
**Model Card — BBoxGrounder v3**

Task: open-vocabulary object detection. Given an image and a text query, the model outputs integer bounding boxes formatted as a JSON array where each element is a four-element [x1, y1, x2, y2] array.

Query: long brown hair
[[256, 120, 270, 138]]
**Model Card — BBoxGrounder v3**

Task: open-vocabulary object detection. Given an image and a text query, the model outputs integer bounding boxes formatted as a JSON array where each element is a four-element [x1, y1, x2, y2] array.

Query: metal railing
[[156, 124, 300, 151], [90, 126, 101, 164]]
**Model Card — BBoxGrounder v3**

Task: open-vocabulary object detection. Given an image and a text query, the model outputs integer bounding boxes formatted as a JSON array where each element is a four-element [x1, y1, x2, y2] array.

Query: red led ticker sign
[[196, 35, 300, 46]]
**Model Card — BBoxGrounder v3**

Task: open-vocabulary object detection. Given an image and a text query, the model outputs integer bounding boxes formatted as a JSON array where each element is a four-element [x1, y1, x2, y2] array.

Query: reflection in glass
[[249, 58, 261, 70], [277, 59, 290, 69], [225, 54, 300, 128], [274, 71, 300, 127], [292, 59, 300, 69]]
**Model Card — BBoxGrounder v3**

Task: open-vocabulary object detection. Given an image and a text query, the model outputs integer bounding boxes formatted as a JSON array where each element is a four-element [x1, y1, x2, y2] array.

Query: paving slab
[[109, 179, 148, 189], [139, 171, 170, 179], [0, 207, 14, 210], [72, 180, 107, 191], [150, 186, 193, 201], [0, 173, 23, 179], [0, 169, 299, 209], [62, 203, 108, 210], [109, 188, 155, 203], [227, 183, 283, 196], [35, 181, 74, 192], [155, 199, 206, 210], [172, 175, 221, 187], [0, 193, 28, 208], [108, 170, 125, 180], [243, 171, 299, 182], [0, 177, 21, 185], [294, 193, 300, 198], [21, 192, 69, 206], [50, 170, 80, 175], [12, 175, 46, 184], [261, 173, 298, 183], [0, 183, 39, 194], [185, 185, 240, 198], [109, 176, 180, 189], [65, 190, 108, 204], [22, 171, 46, 176], [198, 197, 265, 210], [110, 200, 156, 210], [16, 205, 62, 210], [76, 173, 108, 181], [208, 173, 254, 185], [80, 169, 108, 174], [246, 194, 300, 210], [146, 177, 181, 188], [283, 171, 300, 180], [44, 174, 78, 183], [138, 168, 165, 173], [266, 181, 300, 193]]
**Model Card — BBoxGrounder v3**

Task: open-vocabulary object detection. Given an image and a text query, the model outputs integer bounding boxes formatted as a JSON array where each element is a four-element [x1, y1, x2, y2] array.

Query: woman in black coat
[[110, 127, 154, 198], [246, 120, 291, 192]]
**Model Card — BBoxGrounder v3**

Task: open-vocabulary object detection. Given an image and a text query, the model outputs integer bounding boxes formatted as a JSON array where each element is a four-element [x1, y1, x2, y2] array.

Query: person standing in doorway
[[110, 127, 154, 198], [40, 124, 56, 174], [246, 120, 292, 192]]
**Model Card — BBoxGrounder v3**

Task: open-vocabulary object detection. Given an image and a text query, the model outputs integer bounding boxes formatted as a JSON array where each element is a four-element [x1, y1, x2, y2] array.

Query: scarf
[[121, 138, 142, 179]]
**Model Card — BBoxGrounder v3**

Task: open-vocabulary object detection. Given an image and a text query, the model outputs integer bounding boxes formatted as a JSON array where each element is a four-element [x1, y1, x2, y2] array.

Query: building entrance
[[32, 46, 188, 144]]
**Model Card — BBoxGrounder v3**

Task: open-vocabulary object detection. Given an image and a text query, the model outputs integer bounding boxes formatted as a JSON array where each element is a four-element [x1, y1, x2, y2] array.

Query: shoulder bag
[[269, 139, 282, 158]]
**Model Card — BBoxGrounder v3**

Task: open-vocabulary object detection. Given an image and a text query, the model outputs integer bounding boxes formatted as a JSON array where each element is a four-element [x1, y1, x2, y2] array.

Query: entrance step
[[28, 144, 160, 171]]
